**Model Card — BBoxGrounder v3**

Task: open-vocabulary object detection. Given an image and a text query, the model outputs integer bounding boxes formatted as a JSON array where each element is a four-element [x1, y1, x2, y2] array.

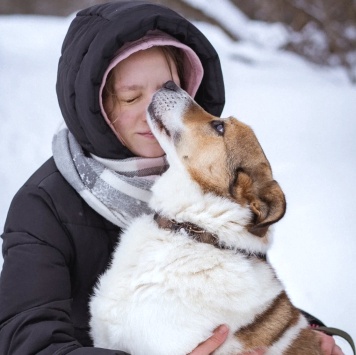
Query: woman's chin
[[131, 144, 165, 158]]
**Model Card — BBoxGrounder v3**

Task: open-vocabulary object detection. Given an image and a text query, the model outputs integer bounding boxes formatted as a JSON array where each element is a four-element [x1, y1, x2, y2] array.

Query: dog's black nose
[[163, 80, 179, 91]]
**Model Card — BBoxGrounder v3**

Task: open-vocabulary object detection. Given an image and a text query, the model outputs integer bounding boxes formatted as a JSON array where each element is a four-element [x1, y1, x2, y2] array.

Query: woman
[[0, 2, 342, 354]]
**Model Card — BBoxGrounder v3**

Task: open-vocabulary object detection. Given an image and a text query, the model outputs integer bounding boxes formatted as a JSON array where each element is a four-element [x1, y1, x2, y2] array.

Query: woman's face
[[104, 47, 181, 158]]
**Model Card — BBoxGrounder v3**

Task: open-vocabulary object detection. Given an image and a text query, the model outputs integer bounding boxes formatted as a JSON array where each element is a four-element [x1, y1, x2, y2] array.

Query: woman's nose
[[142, 97, 153, 121]]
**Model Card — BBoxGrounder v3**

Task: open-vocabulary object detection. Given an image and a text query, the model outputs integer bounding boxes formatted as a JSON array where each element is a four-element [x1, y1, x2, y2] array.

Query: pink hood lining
[[99, 30, 204, 143]]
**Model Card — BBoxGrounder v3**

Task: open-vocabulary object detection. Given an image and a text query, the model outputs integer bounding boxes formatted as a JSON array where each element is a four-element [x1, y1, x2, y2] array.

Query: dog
[[89, 81, 322, 355]]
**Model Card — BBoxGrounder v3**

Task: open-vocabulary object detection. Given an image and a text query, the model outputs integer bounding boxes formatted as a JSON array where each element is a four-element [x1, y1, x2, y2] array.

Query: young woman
[[0, 2, 343, 354]]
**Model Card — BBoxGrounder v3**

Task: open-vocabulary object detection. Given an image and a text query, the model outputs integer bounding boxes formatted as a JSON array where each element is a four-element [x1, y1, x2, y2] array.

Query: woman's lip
[[139, 131, 155, 138]]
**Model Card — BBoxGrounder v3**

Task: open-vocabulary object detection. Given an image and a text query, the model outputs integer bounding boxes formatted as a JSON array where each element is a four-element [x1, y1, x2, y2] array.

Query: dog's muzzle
[[147, 81, 191, 138]]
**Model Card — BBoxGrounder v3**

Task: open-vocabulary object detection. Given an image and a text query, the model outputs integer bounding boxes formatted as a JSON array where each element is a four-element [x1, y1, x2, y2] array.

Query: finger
[[189, 325, 229, 355], [332, 345, 344, 355], [314, 331, 342, 355], [317, 331, 334, 353]]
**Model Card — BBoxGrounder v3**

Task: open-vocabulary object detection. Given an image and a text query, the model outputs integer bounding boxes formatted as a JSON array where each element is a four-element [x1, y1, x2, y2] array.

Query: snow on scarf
[[52, 127, 168, 228]]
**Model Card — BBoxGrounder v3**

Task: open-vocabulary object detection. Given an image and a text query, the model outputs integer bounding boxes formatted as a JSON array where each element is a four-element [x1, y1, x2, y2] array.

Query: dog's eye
[[211, 120, 225, 136]]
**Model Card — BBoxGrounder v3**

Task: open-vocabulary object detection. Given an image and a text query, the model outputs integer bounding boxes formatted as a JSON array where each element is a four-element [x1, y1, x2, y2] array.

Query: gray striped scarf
[[52, 127, 168, 228]]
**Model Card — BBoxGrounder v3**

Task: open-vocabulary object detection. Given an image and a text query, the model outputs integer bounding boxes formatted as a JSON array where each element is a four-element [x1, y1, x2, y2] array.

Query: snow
[[0, 9, 355, 354]]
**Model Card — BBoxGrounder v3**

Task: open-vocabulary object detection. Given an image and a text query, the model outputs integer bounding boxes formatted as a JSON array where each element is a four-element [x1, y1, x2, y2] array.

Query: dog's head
[[147, 81, 286, 237]]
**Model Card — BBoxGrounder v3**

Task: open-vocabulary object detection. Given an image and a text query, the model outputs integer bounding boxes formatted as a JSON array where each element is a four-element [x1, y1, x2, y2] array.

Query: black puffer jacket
[[0, 2, 225, 354]]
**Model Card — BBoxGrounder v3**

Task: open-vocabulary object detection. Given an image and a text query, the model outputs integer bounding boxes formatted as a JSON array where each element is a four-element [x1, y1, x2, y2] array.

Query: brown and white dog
[[89, 81, 322, 355]]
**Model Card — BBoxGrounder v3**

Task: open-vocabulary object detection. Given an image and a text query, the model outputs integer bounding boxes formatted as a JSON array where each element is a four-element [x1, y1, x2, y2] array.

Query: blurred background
[[1, 0, 356, 83]]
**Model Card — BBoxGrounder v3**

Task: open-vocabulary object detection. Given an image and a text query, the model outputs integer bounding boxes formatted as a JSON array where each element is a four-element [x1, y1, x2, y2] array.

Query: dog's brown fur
[[236, 292, 300, 348], [178, 103, 286, 238], [235, 291, 321, 354]]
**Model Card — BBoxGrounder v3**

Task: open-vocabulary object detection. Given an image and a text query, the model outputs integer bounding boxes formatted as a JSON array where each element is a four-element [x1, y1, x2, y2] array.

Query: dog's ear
[[232, 169, 286, 237]]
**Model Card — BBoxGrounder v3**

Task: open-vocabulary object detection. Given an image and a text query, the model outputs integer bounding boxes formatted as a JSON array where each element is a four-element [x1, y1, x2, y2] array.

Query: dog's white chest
[[89, 215, 282, 355]]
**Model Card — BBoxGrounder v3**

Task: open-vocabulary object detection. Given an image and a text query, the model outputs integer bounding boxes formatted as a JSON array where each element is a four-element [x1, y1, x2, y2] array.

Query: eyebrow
[[115, 80, 177, 93], [115, 84, 143, 92]]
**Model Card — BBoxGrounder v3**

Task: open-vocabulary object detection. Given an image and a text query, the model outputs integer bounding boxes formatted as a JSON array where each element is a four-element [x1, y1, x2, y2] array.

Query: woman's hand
[[188, 325, 344, 355], [188, 325, 266, 355], [315, 331, 344, 355]]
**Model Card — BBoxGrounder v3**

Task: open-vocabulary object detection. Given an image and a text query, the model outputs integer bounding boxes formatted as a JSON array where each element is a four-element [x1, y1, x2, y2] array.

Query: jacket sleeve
[[0, 184, 128, 355]]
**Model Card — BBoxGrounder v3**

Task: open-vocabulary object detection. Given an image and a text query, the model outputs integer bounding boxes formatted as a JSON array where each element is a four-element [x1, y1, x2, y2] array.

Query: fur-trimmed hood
[[56, 1, 225, 159]]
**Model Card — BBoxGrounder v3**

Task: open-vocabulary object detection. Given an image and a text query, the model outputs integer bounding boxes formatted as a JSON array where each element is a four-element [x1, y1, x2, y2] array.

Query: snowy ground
[[1, 9, 355, 354]]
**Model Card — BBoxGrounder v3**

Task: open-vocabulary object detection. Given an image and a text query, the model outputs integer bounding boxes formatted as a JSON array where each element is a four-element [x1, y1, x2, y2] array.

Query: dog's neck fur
[[149, 164, 272, 255], [153, 212, 267, 260]]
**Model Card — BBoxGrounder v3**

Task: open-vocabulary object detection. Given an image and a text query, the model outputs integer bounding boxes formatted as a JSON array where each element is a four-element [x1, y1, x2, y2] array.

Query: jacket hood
[[56, 1, 225, 159]]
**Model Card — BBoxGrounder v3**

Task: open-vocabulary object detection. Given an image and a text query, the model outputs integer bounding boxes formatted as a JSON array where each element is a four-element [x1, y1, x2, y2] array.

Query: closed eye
[[118, 94, 141, 104], [211, 120, 225, 136], [125, 97, 138, 103]]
